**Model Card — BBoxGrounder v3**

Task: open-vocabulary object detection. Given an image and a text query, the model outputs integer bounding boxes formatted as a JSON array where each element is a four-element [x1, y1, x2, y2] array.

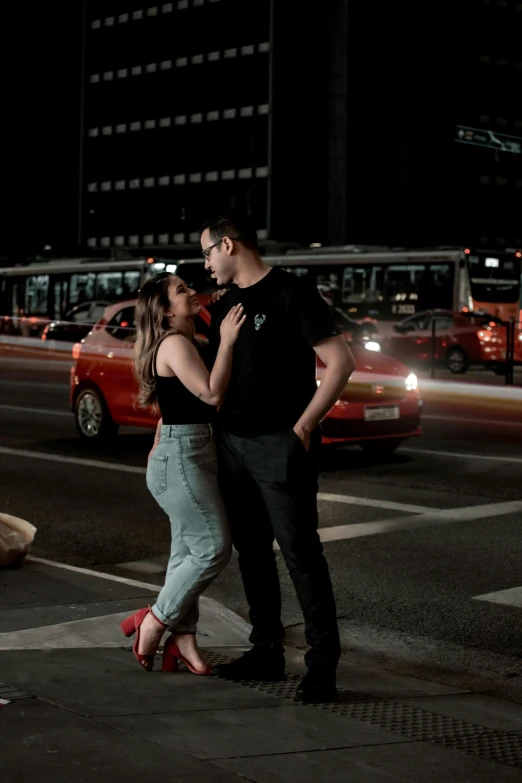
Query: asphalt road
[[1, 354, 522, 693]]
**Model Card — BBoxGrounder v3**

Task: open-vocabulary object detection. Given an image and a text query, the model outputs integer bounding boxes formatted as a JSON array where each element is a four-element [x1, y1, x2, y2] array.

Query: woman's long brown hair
[[134, 273, 176, 406]]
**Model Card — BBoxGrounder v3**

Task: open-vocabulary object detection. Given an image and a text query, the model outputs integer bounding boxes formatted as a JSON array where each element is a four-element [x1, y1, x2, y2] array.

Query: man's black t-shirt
[[209, 267, 341, 437]]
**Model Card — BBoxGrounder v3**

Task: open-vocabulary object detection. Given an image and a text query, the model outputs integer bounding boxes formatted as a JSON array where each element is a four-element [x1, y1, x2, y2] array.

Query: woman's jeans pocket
[[146, 454, 168, 496]]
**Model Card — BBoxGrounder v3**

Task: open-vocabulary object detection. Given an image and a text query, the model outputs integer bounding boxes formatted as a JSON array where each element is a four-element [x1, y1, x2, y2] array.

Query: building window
[[223, 108, 236, 119], [130, 121, 142, 131], [91, 20, 101, 30], [496, 58, 508, 67], [144, 177, 155, 188], [194, 0, 204, 6], [205, 171, 218, 182], [174, 174, 186, 184], [129, 235, 139, 246], [479, 175, 490, 185], [102, 125, 113, 135], [158, 233, 169, 244], [192, 54, 204, 64], [101, 181, 112, 192], [495, 177, 508, 186], [114, 236, 125, 246], [515, 120, 522, 129], [100, 237, 110, 247], [131, 65, 143, 76], [497, 117, 508, 126], [159, 117, 171, 127], [133, 10, 144, 20], [88, 128, 99, 137], [115, 180, 126, 190], [146, 63, 157, 73], [175, 115, 187, 125], [144, 234, 154, 245], [90, 74, 100, 84], [177, 0, 189, 8], [258, 103, 269, 115], [479, 114, 490, 124], [145, 119, 157, 129], [103, 71, 114, 81], [208, 51, 220, 61], [116, 123, 127, 133], [117, 68, 128, 78], [118, 13, 129, 23], [239, 168, 252, 179], [207, 110, 219, 121], [176, 57, 188, 67], [189, 173, 202, 183], [105, 16, 115, 26], [241, 45, 254, 56], [222, 170, 235, 180], [190, 113, 203, 123], [87, 183, 98, 193], [258, 42, 270, 53], [189, 232, 199, 242], [515, 180, 522, 188], [147, 6, 159, 16], [224, 48, 237, 59], [87, 238, 97, 248], [129, 178, 140, 189], [160, 60, 172, 70], [258, 229, 268, 240], [240, 106, 254, 117], [162, 3, 173, 12], [174, 233, 185, 243], [256, 166, 268, 178], [158, 175, 170, 185]]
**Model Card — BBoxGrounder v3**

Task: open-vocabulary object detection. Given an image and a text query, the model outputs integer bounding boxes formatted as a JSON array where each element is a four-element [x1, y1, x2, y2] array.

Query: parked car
[[42, 301, 111, 345], [70, 298, 422, 453], [382, 309, 522, 374]]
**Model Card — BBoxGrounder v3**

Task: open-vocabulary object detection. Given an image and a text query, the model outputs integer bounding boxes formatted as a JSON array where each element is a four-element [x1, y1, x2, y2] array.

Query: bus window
[[342, 266, 382, 305], [25, 275, 49, 316], [283, 266, 309, 279], [123, 271, 140, 297], [96, 272, 123, 300], [70, 273, 96, 306]]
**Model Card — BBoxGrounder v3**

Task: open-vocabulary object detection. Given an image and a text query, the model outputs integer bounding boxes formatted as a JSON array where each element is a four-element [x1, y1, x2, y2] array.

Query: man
[[202, 213, 355, 702]]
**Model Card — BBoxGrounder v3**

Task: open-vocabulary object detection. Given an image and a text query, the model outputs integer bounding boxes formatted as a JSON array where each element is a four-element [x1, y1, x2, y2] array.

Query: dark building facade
[[80, 0, 522, 257], [81, 0, 329, 255]]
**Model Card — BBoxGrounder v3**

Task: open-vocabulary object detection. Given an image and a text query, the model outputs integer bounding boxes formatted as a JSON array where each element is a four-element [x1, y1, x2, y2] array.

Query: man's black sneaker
[[295, 670, 338, 703], [214, 644, 285, 682]]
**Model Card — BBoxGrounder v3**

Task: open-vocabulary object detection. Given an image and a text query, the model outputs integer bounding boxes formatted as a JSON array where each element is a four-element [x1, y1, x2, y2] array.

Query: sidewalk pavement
[[1, 559, 522, 782]]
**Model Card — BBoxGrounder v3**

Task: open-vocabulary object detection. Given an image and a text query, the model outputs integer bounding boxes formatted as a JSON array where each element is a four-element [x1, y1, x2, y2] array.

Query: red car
[[383, 309, 522, 374], [70, 298, 422, 454]]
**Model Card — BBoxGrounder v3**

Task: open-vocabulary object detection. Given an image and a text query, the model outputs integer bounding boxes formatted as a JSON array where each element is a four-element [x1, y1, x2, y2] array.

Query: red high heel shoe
[[120, 606, 166, 671], [162, 635, 212, 675]]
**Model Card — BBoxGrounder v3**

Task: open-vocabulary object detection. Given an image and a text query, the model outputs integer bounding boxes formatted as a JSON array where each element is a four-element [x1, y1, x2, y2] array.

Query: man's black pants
[[217, 427, 341, 673]]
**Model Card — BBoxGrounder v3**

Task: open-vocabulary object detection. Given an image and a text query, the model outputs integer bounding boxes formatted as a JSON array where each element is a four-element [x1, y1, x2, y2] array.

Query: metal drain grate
[[203, 653, 522, 769]]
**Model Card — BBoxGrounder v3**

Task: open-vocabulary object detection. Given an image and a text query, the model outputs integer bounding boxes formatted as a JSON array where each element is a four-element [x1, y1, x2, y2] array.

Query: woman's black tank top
[[153, 335, 216, 425]]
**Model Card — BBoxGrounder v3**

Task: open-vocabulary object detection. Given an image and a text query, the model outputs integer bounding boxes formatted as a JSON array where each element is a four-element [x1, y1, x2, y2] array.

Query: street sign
[[455, 125, 521, 154]]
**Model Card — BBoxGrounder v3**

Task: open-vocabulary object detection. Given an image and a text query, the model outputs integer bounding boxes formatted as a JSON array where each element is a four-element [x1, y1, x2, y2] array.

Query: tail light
[[72, 343, 82, 360], [41, 325, 49, 341]]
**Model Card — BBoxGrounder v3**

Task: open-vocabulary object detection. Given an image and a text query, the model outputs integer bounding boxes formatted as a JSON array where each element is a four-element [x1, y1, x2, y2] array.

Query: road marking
[[422, 414, 522, 428], [0, 446, 434, 515], [0, 380, 66, 391], [0, 446, 145, 475], [317, 493, 435, 514], [473, 586, 522, 608], [402, 447, 522, 465], [0, 404, 71, 418], [314, 500, 522, 544]]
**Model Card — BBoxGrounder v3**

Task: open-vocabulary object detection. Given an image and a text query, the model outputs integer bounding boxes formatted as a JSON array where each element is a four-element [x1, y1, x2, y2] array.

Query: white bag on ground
[[0, 513, 37, 567]]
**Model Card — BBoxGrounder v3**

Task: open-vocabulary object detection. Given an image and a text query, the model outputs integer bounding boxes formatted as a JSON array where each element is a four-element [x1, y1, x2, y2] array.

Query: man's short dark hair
[[201, 212, 259, 251]]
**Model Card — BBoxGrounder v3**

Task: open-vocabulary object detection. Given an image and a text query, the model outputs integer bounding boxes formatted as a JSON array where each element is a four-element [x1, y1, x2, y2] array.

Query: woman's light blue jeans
[[146, 423, 231, 632]]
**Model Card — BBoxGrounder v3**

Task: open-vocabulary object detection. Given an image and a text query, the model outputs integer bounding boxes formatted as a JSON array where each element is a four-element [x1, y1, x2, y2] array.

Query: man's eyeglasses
[[201, 240, 222, 260]]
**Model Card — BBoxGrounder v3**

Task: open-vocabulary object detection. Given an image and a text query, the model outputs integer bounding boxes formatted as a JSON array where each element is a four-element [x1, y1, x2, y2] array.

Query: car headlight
[[404, 372, 418, 391], [364, 341, 381, 352]]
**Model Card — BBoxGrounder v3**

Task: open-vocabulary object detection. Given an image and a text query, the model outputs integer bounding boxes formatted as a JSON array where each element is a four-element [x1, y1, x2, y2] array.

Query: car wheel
[[446, 346, 468, 374], [359, 438, 403, 454], [75, 388, 119, 440]]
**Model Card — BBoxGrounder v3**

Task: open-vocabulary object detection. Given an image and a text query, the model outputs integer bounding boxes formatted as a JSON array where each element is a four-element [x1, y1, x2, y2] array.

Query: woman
[[121, 272, 245, 673]]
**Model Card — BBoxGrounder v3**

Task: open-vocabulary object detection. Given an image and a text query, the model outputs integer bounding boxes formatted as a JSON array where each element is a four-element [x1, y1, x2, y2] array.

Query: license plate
[[364, 406, 400, 422]]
